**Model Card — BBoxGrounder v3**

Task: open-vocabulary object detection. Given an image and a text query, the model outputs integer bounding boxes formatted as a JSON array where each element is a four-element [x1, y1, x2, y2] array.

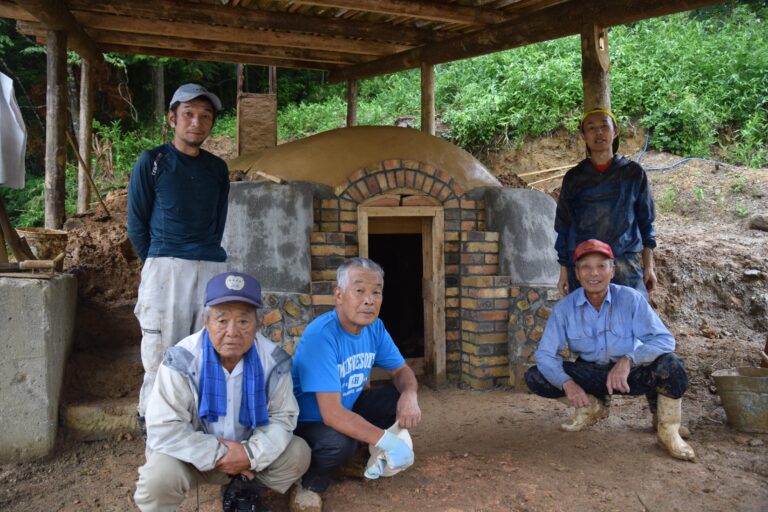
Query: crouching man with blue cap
[[134, 272, 310, 511]]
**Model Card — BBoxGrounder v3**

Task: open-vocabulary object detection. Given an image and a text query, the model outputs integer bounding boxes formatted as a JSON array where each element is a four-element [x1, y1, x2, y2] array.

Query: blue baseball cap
[[205, 272, 262, 308]]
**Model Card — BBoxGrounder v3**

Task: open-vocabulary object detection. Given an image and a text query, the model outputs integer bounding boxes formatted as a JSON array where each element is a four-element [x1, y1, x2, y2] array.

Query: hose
[[632, 129, 740, 172]]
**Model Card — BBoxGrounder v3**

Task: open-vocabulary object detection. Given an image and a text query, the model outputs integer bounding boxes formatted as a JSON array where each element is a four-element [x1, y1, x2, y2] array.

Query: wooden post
[[44, 29, 67, 229], [581, 24, 611, 111], [420, 63, 435, 135], [236, 64, 244, 96], [346, 79, 357, 127], [150, 62, 165, 122], [77, 59, 93, 214], [268, 66, 277, 94]]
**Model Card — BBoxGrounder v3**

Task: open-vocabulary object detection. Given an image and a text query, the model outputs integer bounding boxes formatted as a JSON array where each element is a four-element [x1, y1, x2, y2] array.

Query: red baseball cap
[[573, 239, 614, 262]]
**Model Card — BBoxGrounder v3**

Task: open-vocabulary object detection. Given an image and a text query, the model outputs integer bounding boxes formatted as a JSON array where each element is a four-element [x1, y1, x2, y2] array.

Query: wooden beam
[[18, 23, 356, 69], [96, 43, 338, 71], [346, 79, 357, 127], [581, 24, 611, 111], [293, 0, 509, 25], [420, 63, 435, 136], [329, 0, 728, 83], [68, 11, 408, 56], [66, 0, 448, 46], [14, 0, 101, 63], [76, 58, 93, 214], [44, 29, 67, 229], [268, 67, 277, 95], [0, 1, 35, 22]]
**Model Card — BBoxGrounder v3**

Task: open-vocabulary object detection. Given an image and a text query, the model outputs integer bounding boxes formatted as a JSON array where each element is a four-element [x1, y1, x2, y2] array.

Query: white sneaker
[[290, 483, 322, 512]]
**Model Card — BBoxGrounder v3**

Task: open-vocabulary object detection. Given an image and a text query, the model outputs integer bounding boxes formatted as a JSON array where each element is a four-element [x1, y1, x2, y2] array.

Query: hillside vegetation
[[1, 2, 766, 227]]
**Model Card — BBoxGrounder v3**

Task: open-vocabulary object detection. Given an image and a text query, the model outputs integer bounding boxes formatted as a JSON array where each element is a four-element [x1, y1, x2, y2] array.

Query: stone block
[[0, 275, 77, 462], [284, 300, 302, 319]]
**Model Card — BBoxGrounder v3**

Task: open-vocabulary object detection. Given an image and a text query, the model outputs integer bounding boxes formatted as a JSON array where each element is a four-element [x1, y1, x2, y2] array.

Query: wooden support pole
[[44, 29, 67, 229], [77, 59, 93, 214], [237, 64, 244, 96], [420, 63, 435, 136], [268, 66, 277, 94], [581, 24, 611, 111], [346, 79, 357, 127]]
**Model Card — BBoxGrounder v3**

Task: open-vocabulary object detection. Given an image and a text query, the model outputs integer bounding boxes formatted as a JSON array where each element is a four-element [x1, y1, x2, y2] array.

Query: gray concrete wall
[[0, 274, 77, 462], [484, 188, 560, 286], [222, 181, 315, 293]]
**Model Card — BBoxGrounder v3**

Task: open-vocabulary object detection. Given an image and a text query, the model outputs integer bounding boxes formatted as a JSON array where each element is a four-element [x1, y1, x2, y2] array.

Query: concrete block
[[0, 274, 77, 462], [223, 181, 314, 293], [484, 188, 559, 285]]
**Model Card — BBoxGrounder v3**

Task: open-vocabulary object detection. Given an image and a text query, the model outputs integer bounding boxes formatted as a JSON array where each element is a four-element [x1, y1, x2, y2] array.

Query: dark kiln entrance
[[369, 233, 424, 358]]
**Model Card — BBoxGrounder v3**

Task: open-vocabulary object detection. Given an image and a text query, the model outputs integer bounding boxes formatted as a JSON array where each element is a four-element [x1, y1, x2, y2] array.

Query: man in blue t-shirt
[[127, 84, 230, 423], [290, 257, 421, 509]]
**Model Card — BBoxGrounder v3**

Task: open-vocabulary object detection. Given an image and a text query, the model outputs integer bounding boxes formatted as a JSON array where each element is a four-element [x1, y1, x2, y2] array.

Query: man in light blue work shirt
[[525, 239, 695, 461]]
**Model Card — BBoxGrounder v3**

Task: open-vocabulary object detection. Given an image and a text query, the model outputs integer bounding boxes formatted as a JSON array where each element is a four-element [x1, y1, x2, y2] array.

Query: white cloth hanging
[[0, 71, 27, 189]]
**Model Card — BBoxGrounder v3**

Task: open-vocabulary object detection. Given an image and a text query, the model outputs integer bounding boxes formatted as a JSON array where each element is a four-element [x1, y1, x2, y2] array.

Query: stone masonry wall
[[507, 286, 559, 389], [259, 292, 314, 356]]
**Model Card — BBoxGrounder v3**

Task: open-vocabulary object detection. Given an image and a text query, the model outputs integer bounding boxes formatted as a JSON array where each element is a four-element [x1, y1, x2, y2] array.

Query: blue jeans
[[524, 353, 689, 413], [567, 252, 648, 299], [294, 384, 399, 493]]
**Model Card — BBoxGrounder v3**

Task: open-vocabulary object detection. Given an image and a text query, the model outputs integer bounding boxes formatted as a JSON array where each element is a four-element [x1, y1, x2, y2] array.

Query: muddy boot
[[652, 413, 691, 439], [558, 395, 608, 432], [289, 482, 322, 512], [656, 395, 695, 461]]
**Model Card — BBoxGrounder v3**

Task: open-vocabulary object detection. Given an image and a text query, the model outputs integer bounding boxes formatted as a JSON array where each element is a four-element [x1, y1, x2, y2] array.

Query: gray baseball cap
[[169, 83, 222, 112]]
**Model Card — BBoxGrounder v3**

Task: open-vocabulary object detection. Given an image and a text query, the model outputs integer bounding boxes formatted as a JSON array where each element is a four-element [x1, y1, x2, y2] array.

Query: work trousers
[[524, 353, 689, 412], [134, 436, 310, 512], [294, 384, 400, 493], [568, 252, 648, 299], [134, 257, 226, 415]]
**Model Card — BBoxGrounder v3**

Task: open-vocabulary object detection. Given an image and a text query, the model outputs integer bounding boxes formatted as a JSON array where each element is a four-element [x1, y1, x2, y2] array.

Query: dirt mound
[[63, 190, 140, 305]]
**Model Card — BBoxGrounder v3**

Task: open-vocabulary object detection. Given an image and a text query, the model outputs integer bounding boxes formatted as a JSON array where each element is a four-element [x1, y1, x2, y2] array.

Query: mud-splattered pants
[[294, 384, 400, 493], [134, 257, 226, 415], [524, 353, 689, 412]]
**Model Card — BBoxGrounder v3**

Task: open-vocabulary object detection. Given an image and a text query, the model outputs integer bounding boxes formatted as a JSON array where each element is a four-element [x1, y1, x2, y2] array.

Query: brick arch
[[334, 159, 465, 204]]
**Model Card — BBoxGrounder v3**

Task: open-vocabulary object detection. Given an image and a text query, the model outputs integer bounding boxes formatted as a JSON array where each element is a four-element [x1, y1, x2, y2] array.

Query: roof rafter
[[291, 0, 509, 25], [66, 0, 450, 46], [17, 21, 370, 65], [13, 0, 102, 62], [329, 0, 728, 82]]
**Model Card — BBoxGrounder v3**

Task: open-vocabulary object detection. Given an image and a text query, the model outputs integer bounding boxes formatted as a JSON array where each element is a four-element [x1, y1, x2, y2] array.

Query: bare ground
[[1, 135, 767, 512]]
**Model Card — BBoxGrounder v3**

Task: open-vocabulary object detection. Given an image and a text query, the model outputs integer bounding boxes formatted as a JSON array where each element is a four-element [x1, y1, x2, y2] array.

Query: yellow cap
[[581, 108, 618, 129]]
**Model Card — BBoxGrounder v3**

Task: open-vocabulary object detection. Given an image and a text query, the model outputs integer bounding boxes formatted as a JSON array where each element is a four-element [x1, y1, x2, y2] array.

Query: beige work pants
[[134, 436, 311, 512], [135, 257, 226, 415]]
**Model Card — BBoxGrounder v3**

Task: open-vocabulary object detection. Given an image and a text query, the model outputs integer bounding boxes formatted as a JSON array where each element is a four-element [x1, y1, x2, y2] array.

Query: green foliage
[[656, 186, 679, 212], [733, 202, 750, 218]]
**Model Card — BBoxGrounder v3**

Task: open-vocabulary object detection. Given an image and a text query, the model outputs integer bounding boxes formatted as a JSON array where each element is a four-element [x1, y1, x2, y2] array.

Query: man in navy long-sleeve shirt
[[127, 83, 229, 421], [525, 239, 695, 461], [555, 108, 657, 299]]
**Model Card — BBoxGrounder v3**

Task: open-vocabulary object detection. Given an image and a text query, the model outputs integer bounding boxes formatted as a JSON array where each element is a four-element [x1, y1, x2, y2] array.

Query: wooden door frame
[[358, 206, 446, 384]]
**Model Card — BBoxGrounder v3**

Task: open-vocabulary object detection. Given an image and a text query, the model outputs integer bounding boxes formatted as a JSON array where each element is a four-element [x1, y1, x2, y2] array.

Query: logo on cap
[[225, 275, 245, 291]]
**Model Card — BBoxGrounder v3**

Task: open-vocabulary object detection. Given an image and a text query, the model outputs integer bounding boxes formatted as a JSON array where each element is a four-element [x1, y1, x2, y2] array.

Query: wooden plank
[[368, 217, 422, 234], [422, 217, 435, 379], [76, 58, 93, 214], [357, 209, 369, 258], [581, 23, 611, 111], [361, 206, 441, 218], [44, 29, 67, 230], [0, 1, 35, 21], [67, 0, 448, 46], [72, 27, 371, 65], [329, 0, 728, 83], [370, 357, 425, 381], [14, 0, 101, 63], [346, 79, 357, 127], [70, 11, 408, 56], [292, 0, 509, 25], [420, 63, 435, 136], [517, 164, 573, 178], [432, 209, 446, 384]]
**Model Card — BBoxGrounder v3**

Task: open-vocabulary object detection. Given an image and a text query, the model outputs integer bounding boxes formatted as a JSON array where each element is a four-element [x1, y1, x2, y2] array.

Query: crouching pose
[[134, 272, 310, 511], [524, 239, 695, 461]]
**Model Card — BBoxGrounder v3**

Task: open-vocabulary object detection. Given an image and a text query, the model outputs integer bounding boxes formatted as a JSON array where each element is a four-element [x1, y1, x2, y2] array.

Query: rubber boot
[[656, 395, 695, 461], [652, 413, 691, 439], [558, 395, 608, 432], [290, 482, 322, 512]]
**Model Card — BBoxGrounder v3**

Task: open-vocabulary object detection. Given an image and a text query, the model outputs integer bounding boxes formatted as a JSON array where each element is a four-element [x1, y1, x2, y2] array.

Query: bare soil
[[2, 134, 767, 512]]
